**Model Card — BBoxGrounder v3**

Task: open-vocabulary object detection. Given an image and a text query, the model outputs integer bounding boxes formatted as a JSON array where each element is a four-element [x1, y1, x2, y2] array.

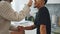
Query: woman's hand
[[27, 0, 33, 7]]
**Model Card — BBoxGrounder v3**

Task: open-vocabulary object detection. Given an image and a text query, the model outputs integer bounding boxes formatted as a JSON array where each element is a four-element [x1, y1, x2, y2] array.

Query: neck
[[37, 5, 44, 9]]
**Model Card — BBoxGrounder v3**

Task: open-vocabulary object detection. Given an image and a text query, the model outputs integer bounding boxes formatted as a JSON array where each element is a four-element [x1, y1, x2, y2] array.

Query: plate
[[11, 21, 34, 27]]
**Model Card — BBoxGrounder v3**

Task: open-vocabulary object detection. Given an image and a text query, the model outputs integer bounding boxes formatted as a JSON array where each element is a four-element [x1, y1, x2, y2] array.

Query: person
[[0, 0, 33, 34], [18, 0, 51, 34]]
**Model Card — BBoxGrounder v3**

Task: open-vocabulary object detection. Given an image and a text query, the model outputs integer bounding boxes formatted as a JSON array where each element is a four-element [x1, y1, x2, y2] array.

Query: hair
[[10, 0, 13, 2], [44, 0, 47, 4], [3, 0, 13, 2], [0, 0, 2, 1]]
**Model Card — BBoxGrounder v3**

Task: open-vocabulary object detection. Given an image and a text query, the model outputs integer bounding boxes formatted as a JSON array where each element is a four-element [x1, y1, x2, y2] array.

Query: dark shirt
[[34, 6, 51, 34]]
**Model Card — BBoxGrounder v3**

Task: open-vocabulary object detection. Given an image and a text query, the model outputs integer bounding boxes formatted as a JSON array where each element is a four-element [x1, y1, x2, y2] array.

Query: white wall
[[11, 0, 60, 11], [47, 0, 60, 4], [25, 29, 37, 34]]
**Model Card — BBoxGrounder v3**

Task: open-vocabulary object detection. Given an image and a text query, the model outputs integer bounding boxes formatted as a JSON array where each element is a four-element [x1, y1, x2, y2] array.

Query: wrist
[[27, 4, 31, 7], [24, 4, 30, 7], [26, 4, 31, 7]]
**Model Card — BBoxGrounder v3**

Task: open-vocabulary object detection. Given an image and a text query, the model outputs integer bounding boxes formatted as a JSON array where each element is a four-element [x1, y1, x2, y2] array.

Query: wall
[[47, 0, 60, 4]]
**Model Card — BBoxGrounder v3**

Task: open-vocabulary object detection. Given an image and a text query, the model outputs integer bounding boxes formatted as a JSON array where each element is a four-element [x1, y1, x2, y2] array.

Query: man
[[0, 0, 32, 34], [18, 0, 51, 34], [34, 0, 51, 34]]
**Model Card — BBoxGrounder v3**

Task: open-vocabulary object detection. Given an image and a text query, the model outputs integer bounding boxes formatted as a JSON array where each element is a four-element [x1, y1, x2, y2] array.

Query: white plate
[[11, 21, 34, 27]]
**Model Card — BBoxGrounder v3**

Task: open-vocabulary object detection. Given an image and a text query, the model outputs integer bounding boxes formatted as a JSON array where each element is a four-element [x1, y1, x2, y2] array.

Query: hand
[[27, 0, 33, 7], [17, 26, 25, 32]]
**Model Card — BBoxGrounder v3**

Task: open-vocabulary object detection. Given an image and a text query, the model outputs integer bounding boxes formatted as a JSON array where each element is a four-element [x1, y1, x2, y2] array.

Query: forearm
[[18, 5, 30, 21], [25, 26, 33, 30], [24, 25, 36, 30], [40, 24, 46, 34], [0, 2, 30, 21]]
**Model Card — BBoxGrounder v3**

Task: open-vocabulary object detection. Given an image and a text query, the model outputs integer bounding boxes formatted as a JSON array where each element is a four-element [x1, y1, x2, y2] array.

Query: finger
[[29, 0, 32, 2]]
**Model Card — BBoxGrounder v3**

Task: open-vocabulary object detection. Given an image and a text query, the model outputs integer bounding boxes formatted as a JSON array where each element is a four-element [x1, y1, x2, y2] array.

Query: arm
[[40, 24, 46, 34], [17, 25, 36, 30], [0, 1, 30, 21], [24, 25, 36, 30], [9, 25, 26, 32]]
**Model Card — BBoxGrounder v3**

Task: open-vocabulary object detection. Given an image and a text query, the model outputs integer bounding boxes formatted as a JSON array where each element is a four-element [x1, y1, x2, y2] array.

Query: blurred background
[[11, 0, 60, 34]]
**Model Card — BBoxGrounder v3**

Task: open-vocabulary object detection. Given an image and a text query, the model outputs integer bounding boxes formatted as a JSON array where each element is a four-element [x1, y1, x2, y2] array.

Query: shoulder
[[0, 1, 12, 11], [39, 6, 49, 13], [40, 6, 48, 11], [0, 1, 11, 7], [0, 1, 13, 13]]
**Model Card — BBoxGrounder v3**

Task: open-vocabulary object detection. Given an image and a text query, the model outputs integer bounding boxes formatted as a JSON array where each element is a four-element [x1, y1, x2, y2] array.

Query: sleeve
[[34, 8, 49, 25], [0, 1, 30, 21]]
